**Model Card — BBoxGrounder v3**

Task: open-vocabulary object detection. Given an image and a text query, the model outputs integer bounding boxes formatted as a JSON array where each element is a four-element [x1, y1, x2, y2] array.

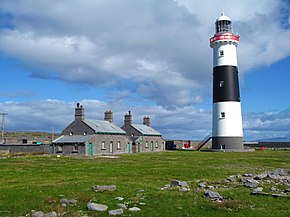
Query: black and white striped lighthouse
[[210, 13, 244, 151]]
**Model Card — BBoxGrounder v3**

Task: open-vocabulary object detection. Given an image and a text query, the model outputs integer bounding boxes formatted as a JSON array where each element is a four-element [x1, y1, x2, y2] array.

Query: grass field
[[0, 151, 289, 217]]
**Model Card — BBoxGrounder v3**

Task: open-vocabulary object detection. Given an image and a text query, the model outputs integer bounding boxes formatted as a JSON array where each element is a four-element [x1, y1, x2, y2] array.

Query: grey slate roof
[[84, 119, 126, 134], [131, 124, 161, 136], [53, 134, 94, 144]]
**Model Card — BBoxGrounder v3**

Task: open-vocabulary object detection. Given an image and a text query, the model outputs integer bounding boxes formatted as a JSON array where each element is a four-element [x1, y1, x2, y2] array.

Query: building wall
[[134, 136, 165, 153], [89, 134, 130, 155], [62, 120, 95, 135]]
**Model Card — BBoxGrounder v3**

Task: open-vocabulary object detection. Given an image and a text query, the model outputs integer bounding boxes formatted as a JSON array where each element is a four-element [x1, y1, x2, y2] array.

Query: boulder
[[92, 185, 116, 192], [32, 211, 45, 217], [117, 203, 127, 209], [171, 180, 188, 187], [129, 207, 141, 212], [60, 199, 78, 205], [109, 209, 123, 216], [87, 203, 108, 211], [204, 191, 223, 200]]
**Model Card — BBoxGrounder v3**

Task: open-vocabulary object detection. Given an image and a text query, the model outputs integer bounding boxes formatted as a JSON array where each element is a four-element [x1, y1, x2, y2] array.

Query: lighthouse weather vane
[[210, 13, 244, 151]]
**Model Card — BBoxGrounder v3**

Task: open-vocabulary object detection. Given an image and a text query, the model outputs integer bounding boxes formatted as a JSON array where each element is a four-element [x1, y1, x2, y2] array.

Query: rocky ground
[[29, 168, 289, 217]]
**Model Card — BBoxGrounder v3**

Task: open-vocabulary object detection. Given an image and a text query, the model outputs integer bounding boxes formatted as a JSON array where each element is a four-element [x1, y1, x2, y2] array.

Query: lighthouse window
[[219, 80, 224, 88], [220, 112, 226, 118], [219, 50, 224, 56]]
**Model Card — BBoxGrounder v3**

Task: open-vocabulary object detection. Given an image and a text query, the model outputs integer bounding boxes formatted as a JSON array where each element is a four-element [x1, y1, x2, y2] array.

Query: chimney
[[143, 116, 150, 127], [75, 103, 84, 121], [124, 111, 132, 125], [104, 110, 113, 123]]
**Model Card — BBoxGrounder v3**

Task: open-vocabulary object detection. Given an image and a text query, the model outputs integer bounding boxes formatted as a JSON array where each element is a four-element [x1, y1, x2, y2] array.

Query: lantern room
[[215, 12, 232, 34]]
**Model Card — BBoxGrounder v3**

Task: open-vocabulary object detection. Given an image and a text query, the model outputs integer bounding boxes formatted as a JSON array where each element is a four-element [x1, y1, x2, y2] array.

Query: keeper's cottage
[[53, 103, 165, 156]]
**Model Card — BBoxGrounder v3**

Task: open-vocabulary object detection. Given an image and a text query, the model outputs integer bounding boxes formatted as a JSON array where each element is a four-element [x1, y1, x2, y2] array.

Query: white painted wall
[[212, 101, 243, 137]]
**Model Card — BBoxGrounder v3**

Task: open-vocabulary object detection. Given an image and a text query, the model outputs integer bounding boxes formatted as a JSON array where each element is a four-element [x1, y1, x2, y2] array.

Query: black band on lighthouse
[[213, 65, 240, 103]]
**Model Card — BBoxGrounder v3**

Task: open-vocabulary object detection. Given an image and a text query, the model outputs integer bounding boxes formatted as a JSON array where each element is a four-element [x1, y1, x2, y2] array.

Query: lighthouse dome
[[216, 12, 231, 22]]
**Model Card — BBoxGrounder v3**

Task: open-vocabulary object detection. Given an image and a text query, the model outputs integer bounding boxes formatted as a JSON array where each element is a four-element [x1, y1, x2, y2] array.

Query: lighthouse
[[210, 13, 244, 151]]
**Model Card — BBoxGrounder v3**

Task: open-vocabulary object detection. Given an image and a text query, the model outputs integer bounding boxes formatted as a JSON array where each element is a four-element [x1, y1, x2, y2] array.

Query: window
[[117, 141, 121, 149], [72, 144, 78, 153], [219, 50, 224, 56], [145, 141, 149, 148], [220, 112, 225, 118], [83, 131, 87, 136], [219, 80, 224, 88], [155, 141, 158, 148], [101, 141, 106, 150], [69, 132, 73, 136], [57, 145, 63, 153], [22, 139, 27, 144]]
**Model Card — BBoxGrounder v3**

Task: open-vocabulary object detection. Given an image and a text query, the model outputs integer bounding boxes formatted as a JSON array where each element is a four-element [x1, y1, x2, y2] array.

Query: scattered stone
[[160, 184, 171, 190], [198, 182, 207, 188], [253, 173, 267, 180], [87, 203, 108, 211], [285, 189, 290, 193], [117, 203, 127, 209], [242, 178, 259, 188], [180, 187, 190, 192], [32, 211, 45, 217], [273, 168, 287, 176], [138, 189, 145, 192], [129, 207, 141, 212], [109, 209, 123, 216], [44, 212, 57, 217], [139, 202, 146, 206], [204, 191, 223, 201], [270, 187, 279, 192], [244, 182, 259, 188], [171, 180, 188, 187], [115, 196, 124, 201], [253, 187, 263, 192], [207, 185, 215, 189], [243, 173, 253, 177], [92, 185, 117, 192], [60, 199, 78, 205], [31, 211, 57, 217]]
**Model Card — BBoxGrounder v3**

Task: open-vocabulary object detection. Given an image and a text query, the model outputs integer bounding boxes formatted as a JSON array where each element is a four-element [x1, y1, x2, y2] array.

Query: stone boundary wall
[[244, 142, 290, 149], [0, 144, 51, 154]]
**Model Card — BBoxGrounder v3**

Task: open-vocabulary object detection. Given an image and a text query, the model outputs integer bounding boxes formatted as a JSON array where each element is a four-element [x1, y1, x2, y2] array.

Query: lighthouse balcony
[[210, 33, 239, 47]]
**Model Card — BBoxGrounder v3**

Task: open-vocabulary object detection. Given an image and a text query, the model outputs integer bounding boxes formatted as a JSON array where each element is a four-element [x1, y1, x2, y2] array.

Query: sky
[[0, 0, 290, 141]]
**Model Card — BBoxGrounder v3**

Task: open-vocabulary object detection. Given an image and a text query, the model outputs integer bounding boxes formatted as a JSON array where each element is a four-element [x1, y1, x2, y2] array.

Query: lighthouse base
[[212, 136, 244, 151]]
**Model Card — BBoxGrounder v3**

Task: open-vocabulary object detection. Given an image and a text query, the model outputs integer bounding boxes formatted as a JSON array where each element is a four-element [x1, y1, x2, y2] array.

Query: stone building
[[121, 111, 165, 153], [53, 103, 129, 156]]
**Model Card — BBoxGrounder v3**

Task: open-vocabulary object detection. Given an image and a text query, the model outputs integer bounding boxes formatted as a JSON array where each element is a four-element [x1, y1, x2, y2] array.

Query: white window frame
[[101, 141, 106, 150]]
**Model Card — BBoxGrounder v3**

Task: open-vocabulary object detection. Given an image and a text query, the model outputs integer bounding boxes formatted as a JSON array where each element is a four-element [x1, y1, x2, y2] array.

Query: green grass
[[0, 151, 289, 217]]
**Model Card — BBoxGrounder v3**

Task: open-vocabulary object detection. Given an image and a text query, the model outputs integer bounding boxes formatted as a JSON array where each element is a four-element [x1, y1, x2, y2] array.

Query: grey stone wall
[[0, 144, 51, 154], [89, 134, 130, 155], [245, 142, 290, 149], [134, 136, 165, 153], [62, 120, 95, 135]]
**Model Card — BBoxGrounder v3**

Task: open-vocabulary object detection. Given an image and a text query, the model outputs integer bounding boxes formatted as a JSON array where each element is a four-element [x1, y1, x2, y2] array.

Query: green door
[[88, 143, 94, 156]]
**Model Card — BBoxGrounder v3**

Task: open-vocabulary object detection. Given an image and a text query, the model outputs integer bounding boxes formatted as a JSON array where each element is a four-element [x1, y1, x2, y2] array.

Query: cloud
[[0, 89, 35, 98], [0, 0, 289, 108]]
